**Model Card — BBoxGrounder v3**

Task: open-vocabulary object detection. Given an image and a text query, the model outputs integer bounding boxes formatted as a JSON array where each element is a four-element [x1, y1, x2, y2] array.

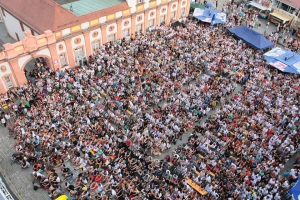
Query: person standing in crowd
[[1, 116, 6, 127], [1, 3, 299, 199]]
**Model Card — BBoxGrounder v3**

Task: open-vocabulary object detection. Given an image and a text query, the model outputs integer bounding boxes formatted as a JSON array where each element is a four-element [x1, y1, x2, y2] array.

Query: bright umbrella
[[206, 2, 213, 7], [56, 195, 69, 200]]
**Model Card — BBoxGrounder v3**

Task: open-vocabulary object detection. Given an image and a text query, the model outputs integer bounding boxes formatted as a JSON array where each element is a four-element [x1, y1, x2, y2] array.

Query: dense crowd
[[1, 3, 300, 200]]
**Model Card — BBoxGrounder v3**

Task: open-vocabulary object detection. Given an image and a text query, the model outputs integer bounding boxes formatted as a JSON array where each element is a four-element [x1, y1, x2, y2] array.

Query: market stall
[[228, 26, 274, 50], [193, 8, 227, 24], [263, 47, 300, 74], [247, 1, 272, 19]]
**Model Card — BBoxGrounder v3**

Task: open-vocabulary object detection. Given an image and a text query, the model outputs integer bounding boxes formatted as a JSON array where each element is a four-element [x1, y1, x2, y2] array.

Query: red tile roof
[[0, 0, 129, 34]]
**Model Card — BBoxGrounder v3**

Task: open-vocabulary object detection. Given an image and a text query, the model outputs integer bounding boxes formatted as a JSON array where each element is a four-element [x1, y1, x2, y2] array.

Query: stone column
[[131, 15, 136, 35], [117, 20, 123, 39], [176, 0, 182, 20], [83, 31, 92, 57], [156, 6, 161, 25], [64, 37, 76, 67], [166, 3, 172, 25], [185, 0, 190, 17], [144, 9, 150, 31], [101, 24, 108, 44], [8, 58, 25, 87], [47, 44, 60, 71]]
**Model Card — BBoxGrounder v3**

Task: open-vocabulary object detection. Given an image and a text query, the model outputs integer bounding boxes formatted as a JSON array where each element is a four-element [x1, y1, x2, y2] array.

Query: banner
[[193, 8, 204, 16], [216, 13, 227, 22], [270, 61, 287, 70]]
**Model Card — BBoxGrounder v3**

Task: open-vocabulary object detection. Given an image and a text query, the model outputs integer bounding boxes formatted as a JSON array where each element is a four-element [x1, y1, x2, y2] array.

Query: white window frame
[[4, 76, 13, 88], [60, 54, 67, 67], [75, 47, 84, 59], [92, 41, 100, 51], [75, 47, 85, 66], [123, 29, 130, 38], [108, 34, 115, 42], [160, 15, 165, 24], [149, 19, 154, 27], [181, 8, 185, 17], [136, 24, 143, 33], [171, 11, 176, 19]]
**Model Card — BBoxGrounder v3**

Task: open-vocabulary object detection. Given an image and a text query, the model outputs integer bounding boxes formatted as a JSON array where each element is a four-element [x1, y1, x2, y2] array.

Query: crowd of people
[[1, 3, 300, 200]]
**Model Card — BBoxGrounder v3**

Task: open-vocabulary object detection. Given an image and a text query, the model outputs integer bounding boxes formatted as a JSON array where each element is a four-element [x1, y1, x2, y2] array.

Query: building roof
[[279, 0, 300, 9], [0, 0, 129, 34], [60, 0, 125, 16]]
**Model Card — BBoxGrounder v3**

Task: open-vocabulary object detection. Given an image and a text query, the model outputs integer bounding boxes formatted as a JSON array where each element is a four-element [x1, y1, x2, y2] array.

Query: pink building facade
[[0, 0, 190, 93]]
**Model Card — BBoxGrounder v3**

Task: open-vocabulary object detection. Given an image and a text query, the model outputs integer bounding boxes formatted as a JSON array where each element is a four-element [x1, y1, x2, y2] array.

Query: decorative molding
[[74, 38, 81, 44], [0, 66, 6, 72], [92, 31, 99, 38], [124, 20, 129, 26], [23, 31, 38, 52], [109, 26, 115, 31]]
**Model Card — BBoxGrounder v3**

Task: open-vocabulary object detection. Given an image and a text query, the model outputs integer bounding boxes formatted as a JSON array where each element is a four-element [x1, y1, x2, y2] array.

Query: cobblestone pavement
[[0, 128, 49, 200]]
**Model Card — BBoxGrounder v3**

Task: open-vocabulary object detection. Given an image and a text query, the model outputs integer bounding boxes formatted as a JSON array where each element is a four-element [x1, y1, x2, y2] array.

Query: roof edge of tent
[[228, 26, 274, 50]]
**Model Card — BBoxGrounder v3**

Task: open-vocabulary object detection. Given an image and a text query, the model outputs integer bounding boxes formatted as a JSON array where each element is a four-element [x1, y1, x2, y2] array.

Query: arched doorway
[[24, 57, 52, 83]]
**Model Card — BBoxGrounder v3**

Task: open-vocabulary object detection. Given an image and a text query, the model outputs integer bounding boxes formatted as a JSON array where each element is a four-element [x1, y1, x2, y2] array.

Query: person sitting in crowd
[[3, 2, 300, 199]]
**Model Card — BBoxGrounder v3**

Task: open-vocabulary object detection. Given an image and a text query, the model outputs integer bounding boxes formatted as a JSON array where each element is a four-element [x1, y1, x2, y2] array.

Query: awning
[[193, 8, 227, 24], [270, 12, 293, 23], [228, 26, 274, 50], [248, 1, 271, 11], [263, 47, 300, 74], [289, 179, 300, 199]]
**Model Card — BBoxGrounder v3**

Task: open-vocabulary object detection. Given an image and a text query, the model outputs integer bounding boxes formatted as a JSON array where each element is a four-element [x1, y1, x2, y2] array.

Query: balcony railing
[[0, 178, 14, 200]]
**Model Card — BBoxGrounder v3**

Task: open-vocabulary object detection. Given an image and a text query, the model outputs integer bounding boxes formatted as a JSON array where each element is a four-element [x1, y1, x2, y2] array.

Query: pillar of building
[[166, 3, 172, 25], [185, 0, 191, 16], [64, 37, 76, 67], [8, 58, 25, 87], [156, 6, 161, 26], [100, 24, 108, 44], [83, 31, 92, 57], [176, 0, 182, 20], [144, 10, 149, 31], [142, 14, 146, 33], [47, 44, 61, 71], [131, 15, 136, 35], [117, 20, 123, 40]]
